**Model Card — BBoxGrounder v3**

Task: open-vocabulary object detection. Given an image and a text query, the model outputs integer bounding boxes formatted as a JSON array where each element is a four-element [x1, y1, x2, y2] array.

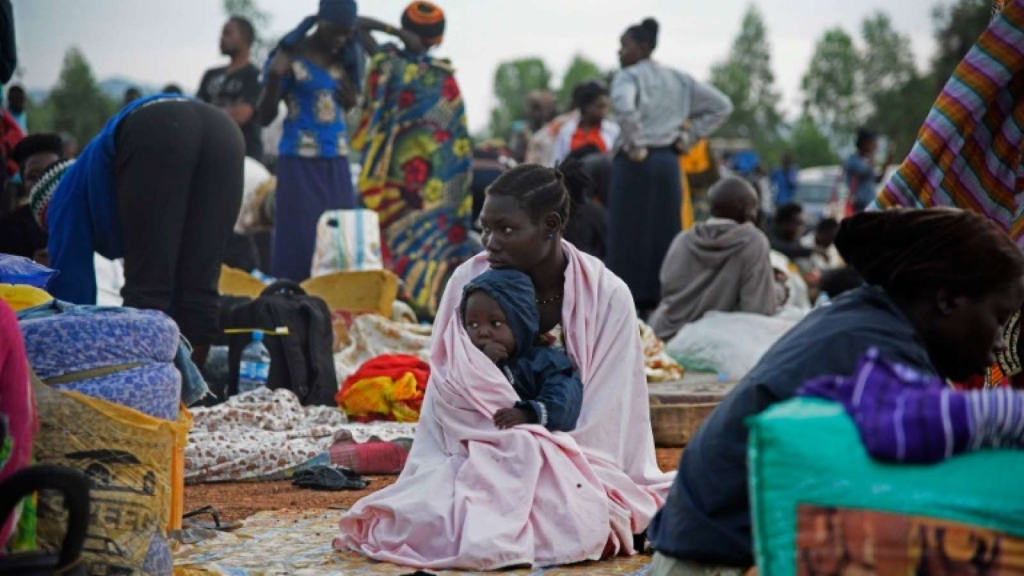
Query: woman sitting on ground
[[646, 208, 1024, 576], [337, 162, 672, 570]]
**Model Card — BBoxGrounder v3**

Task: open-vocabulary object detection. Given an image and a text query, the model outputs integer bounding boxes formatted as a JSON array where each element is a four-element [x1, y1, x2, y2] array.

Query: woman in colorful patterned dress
[[353, 2, 477, 318], [258, 0, 363, 282]]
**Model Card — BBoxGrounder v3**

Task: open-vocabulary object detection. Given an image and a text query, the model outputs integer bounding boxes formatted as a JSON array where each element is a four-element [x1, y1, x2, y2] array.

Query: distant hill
[[98, 77, 162, 100], [25, 77, 163, 104]]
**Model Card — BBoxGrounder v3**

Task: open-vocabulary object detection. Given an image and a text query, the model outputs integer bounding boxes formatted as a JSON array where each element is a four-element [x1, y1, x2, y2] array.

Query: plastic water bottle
[[238, 331, 271, 394]]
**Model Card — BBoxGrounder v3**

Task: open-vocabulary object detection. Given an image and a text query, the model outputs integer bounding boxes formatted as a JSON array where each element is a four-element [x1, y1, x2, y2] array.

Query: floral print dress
[[354, 45, 478, 318]]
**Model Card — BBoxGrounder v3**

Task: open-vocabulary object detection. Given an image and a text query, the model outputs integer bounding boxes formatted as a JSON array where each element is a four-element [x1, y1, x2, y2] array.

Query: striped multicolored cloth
[[872, 0, 1024, 246]]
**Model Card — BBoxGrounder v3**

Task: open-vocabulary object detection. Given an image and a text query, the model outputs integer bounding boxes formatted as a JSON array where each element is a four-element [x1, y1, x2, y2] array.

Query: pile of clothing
[[337, 354, 430, 422]]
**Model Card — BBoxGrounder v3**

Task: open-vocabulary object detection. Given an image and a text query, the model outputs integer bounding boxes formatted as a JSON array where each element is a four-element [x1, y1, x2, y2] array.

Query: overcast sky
[[14, 0, 937, 132]]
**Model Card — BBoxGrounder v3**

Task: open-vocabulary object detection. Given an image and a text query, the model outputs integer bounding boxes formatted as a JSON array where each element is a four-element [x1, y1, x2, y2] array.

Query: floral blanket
[[185, 388, 416, 484]]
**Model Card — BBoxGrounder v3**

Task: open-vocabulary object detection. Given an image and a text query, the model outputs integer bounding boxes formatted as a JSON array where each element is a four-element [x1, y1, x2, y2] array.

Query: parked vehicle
[[793, 166, 847, 225]]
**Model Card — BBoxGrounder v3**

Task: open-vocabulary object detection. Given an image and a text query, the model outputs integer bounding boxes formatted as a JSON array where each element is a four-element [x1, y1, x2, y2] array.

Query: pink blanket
[[336, 243, 673, 570]]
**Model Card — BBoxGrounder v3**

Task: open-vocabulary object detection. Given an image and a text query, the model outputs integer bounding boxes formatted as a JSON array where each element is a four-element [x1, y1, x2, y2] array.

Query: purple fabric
[[798, 349, 1024, 463]]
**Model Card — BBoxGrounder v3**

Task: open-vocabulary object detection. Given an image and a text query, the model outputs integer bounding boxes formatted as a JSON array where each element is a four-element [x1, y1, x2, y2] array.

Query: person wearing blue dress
[[258, 0, 364, 281]]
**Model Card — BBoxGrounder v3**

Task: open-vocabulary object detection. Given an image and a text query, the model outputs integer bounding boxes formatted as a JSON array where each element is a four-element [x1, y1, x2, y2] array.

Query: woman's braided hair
[[486, 159, 592, 228]]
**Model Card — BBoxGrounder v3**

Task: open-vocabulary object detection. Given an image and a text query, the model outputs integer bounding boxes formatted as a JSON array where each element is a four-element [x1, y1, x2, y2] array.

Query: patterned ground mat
[[173, 509, 652, 575]]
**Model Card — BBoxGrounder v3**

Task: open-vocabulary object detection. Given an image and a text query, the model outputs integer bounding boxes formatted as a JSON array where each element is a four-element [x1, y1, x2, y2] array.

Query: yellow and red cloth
[[337, 354, 430, 422]]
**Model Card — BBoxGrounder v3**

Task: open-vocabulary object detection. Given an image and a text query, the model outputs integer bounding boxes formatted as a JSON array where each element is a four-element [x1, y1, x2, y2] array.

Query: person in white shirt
[[608, 17, 733, 311]]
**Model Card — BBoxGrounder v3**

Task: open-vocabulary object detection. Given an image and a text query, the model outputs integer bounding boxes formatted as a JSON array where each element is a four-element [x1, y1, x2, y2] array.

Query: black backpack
[[224, 281, 338, 406]]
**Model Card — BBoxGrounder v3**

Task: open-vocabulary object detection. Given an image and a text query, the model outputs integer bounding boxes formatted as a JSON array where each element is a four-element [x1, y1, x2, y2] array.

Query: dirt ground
[[184, 448, 684, 523]]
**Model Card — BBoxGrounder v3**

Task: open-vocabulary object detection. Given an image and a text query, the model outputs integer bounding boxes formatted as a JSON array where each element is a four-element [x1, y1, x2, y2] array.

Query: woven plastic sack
[[665, 312, 796, 378], [749, 398, 1024, 576], [310, 209, 383, 277], [32, 382, 190, 576]]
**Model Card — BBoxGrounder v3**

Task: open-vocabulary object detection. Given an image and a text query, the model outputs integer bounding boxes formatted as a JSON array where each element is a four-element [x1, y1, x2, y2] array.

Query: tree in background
[[44, 48, 117, 146], [488, 58, 552, 141], [557, 55, 605, 111], [787, 114, 840, 168], [222, 0, 273, 61], [859, 12, 933, 159], [26, 98, 53, 134], [931, 0, 992, 92], [710, 5, 784, 166], [801, 28, 862, 151], [860, 12, 917, 100]]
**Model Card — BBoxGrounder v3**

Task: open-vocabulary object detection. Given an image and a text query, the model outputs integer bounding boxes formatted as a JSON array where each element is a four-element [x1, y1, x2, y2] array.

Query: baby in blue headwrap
[[461, 269, 583, 431]]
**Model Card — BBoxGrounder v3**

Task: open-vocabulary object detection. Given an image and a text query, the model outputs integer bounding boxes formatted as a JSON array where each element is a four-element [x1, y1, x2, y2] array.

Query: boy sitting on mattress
[[460, 268, 583, 431]]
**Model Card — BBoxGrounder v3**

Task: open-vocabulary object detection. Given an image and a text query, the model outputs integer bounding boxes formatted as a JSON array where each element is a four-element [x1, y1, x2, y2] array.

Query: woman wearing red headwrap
[[351, 2, 478, 318]]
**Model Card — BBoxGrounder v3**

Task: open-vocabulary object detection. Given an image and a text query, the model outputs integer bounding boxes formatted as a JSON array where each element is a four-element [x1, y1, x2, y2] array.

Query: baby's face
[[463, 291, 516, 363]]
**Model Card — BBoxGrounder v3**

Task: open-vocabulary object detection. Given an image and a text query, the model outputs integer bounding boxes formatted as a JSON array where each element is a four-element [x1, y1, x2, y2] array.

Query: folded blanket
[[337, 242, 672, 570], [337, 354, 430, 422]]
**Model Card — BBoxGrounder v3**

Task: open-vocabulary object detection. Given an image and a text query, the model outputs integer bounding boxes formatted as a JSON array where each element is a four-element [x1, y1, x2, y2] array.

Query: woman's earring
[[547, 233, 554, 240]]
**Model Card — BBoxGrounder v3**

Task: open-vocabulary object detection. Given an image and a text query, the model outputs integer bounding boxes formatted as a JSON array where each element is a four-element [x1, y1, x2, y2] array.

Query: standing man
[[198, 16, 263, 162]]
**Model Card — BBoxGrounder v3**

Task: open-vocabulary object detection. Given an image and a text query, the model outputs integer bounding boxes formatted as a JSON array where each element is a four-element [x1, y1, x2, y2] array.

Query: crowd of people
[[3, 0, 1024, 574]]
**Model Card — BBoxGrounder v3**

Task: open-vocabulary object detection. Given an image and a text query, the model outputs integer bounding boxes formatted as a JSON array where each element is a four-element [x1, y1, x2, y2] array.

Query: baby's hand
[[482, 342, 509, 365], [493, 407, 530, 429]]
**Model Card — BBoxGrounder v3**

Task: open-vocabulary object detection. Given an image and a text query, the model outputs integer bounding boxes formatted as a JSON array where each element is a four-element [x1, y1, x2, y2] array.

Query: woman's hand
[[335, 81, 360, 111], [335, 80, 360, 111], [482, 342, 509, 365], [672, 131, 693, 155], [493, 407, 530, 429], [628, 146, 649, 163], [267, 50, 294, 78]]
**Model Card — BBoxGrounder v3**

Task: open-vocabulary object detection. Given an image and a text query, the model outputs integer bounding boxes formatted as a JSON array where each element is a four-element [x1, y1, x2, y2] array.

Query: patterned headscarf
[[401, 1, 446, 47], [29, 158, 75, 231], [872, 0, 1024, 246]]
